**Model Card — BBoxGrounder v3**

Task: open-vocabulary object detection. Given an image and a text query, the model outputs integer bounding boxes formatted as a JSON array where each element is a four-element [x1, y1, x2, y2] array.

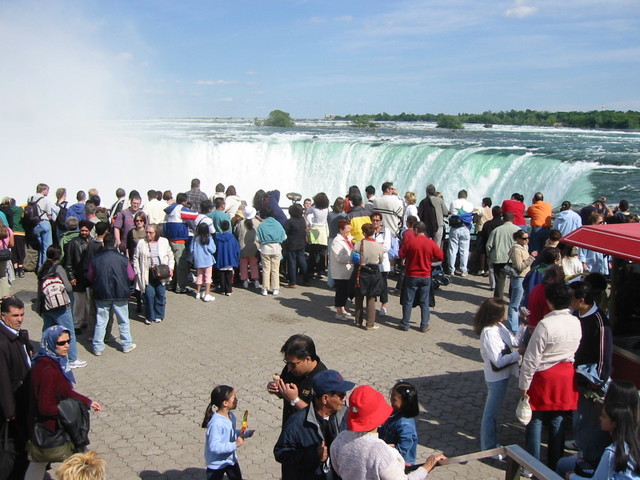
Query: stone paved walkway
[[14, 271, 527, 480]]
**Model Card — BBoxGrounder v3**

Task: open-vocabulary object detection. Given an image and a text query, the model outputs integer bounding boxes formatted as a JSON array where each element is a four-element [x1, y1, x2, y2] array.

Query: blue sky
[[1, 0, 639, 119]]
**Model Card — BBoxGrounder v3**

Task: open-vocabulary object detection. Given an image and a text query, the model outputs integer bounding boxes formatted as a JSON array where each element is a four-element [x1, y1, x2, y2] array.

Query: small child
[[190, 222, 216, 302], [214, 220, 240, 295], [378, 381, 420, 465], [202, 385, 253, 480]]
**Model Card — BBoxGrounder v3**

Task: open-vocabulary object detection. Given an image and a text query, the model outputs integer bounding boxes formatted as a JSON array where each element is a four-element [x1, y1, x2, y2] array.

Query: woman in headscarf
[[24, 325, 101, 480]]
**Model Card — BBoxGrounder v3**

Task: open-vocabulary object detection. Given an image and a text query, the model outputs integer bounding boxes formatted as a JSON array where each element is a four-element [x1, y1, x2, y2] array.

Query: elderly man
[[0, 296, 32, 480], [274, 369, 355, 480], [417, 184, 449, 247], [267, 334, 328, 427], [186, 178, 208, 209]]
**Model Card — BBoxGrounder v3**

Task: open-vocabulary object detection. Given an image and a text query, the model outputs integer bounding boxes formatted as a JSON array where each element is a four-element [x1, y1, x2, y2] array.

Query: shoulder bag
[[503, 247, 521, 279]]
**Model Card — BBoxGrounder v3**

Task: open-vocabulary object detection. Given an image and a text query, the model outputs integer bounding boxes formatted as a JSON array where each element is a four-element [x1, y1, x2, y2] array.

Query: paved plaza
[[13, 271, 527, 480]]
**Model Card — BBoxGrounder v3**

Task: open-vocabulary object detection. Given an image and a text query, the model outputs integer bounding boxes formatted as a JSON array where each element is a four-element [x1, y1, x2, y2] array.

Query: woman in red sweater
[[24, 326, 101, 480]]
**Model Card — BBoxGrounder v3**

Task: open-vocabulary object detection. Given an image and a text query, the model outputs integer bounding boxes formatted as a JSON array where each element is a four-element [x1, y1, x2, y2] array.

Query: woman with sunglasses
[[506, 229, 537, 332], [133, 224, 174, 325], [24, 325, 101, 480]]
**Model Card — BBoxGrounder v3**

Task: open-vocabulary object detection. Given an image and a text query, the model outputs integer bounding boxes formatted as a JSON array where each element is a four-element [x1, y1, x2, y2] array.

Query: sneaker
[[69, 359, 88, 369], [365, 325, 380, 330], [93, 350, 102, 357], [195, 291, 202, 300], [284, 284, 297, 289], [419, 326, 432, 333], [459, 272, 468, 277], [477, 270, 486, 276], [242, 280, 249, 289], [144, 319, 152, 325], [254, 280, 260, 288], [122, 343, 137, 354], [521, 468, 533, 478], [335, 313, 349, 321], [272, 289, 280, 296], [379, 307, 387, 316], [261, 289, 268, 296], [203, 294, 214, 302], [154, 318, 163, 323]]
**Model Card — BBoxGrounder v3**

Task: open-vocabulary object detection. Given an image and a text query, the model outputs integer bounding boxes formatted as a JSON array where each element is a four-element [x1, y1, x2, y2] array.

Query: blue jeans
[[42, 307, 78, 362], [33, 220, 52, 270], [93, 300, 133, 353], [286, 249, 307, 286], [480, 378, 509, 450], [447, 227, 470, 273], [525, 410, 567, 470], [144, 281, 166, 322], [401, 276, 431, 330], [507, 276, 524, 332]]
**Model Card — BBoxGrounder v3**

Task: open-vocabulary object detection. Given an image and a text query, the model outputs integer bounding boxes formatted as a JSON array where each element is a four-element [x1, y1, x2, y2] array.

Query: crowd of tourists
[[0, 177, 638, 480]]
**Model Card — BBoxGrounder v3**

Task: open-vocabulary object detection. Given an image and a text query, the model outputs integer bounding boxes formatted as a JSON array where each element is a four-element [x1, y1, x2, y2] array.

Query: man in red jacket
[[398, 221, 444, 332]]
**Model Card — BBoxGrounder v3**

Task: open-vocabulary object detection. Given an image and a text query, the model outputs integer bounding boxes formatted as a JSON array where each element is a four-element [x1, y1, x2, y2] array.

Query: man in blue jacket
[[274, 370, 355, 480], [87, 233, 136, 356]]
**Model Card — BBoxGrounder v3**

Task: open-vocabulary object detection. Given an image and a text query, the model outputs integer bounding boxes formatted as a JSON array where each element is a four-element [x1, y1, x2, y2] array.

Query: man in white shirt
[[447, 189, 474, 276]]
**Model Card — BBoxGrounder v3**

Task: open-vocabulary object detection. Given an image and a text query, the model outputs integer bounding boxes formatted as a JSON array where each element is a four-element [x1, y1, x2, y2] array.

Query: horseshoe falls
[[3, 118, 639, 208]]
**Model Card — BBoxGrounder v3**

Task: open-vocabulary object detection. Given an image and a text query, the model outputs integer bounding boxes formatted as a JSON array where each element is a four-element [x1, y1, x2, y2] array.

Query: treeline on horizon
[[336, 109, 640, 130]]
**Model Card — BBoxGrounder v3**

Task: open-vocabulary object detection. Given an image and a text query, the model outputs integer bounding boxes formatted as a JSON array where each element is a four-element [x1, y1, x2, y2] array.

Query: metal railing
[[439, 445, 563, 480]]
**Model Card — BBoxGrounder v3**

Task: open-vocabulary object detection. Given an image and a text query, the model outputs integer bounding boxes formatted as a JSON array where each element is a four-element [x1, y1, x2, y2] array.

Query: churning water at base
[[4, 118, 639, 208]]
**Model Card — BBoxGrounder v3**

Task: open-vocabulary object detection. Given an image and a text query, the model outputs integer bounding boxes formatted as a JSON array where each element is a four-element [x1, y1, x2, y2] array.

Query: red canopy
[[562, 223, 640, 262]]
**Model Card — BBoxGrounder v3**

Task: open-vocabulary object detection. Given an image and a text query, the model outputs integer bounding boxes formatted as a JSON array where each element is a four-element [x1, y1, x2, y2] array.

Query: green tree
[[264, 109, 294, 127], [436, 114, 463, 129]]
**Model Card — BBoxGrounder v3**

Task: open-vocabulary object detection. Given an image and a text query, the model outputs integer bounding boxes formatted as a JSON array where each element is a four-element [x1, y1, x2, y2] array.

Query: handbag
[[27, 422, 73, 463], [503, 248, 521, 279], [0, 249, 11, 262], [490, 342, 518, 372], [516, 395, 532, 425], [150, 264, 171, 280], [149, 243, 171, 280]]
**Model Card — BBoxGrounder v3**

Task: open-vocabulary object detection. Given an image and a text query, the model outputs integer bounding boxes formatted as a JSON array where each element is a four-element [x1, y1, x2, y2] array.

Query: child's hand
[[236, 436, 245, 447]]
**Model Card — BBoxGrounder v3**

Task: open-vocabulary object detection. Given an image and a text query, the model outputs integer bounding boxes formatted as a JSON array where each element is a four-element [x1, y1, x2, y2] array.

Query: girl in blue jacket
[[378, 381, 420, 465], [190, 222, 216, 302]]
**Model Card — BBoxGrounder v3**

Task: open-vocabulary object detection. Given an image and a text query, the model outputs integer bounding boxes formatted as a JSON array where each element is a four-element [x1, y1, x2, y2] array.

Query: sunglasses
[[283, 359, 303, 368], [56, 339, 71, 346], [331, 392, 347, 399]]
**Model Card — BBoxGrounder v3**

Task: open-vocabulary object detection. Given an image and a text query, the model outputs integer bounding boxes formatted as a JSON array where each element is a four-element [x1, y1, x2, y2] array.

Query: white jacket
[[133, 237, 175, 291], [329, 234, 354, 280]]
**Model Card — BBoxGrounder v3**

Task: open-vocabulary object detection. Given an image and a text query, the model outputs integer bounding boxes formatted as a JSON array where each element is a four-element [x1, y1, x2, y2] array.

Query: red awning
[[562, 224, 640, 262]]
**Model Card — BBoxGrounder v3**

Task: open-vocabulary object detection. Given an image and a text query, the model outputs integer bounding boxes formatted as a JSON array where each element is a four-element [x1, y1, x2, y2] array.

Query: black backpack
[[23, 199, 43, 230], [55, 201, 69, 231]]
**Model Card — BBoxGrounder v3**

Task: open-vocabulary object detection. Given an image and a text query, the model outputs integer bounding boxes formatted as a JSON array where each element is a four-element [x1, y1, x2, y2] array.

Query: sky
[[1, 0, 639, 120]]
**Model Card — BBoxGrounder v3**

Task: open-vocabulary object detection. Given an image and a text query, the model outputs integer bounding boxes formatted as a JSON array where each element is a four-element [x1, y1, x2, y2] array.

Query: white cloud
[[335, 15, 353, 22], [309, 16, 326, 24], [245, 71, 258, 76], [505, 0, 538, 19], [193, 80, 238, 85], [219, 97, 234, 102], [116, 51, 134, 61]]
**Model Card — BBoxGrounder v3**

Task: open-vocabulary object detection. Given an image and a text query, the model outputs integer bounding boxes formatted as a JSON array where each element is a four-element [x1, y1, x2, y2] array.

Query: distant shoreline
[[334, 109, 640, 131]]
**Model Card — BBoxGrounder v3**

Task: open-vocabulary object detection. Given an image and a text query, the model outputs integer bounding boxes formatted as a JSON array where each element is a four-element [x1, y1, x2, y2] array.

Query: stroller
[[431, 261, 451, 291]]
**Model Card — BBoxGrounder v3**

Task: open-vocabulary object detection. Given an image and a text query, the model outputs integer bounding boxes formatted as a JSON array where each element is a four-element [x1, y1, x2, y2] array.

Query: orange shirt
[[528, 201, 553, 227]]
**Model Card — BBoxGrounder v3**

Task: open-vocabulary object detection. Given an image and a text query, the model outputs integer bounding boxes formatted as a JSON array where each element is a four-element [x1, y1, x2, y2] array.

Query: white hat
[[243, 206, 257, 220]]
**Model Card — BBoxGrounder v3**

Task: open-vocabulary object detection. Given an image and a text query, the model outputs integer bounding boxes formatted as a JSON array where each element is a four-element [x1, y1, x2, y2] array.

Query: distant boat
[[483, 124, 493, 128]]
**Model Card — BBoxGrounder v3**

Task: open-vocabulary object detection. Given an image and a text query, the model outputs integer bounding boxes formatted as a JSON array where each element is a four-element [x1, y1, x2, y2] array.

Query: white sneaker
[[261, 289, 268, 296], [254, 280, 260, 288], [203, 294, 214, 302], [69, 359, 88, 369], [122, 343, 137, 354], [273, 289, 280, 296], [379, 307, 387, 316], [242, 280, 249, 289], [195, 292, 202, 300]]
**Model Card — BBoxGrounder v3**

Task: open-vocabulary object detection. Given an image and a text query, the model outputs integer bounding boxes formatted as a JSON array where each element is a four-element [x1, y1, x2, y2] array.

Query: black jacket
[[88, 247, 133, 301]]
